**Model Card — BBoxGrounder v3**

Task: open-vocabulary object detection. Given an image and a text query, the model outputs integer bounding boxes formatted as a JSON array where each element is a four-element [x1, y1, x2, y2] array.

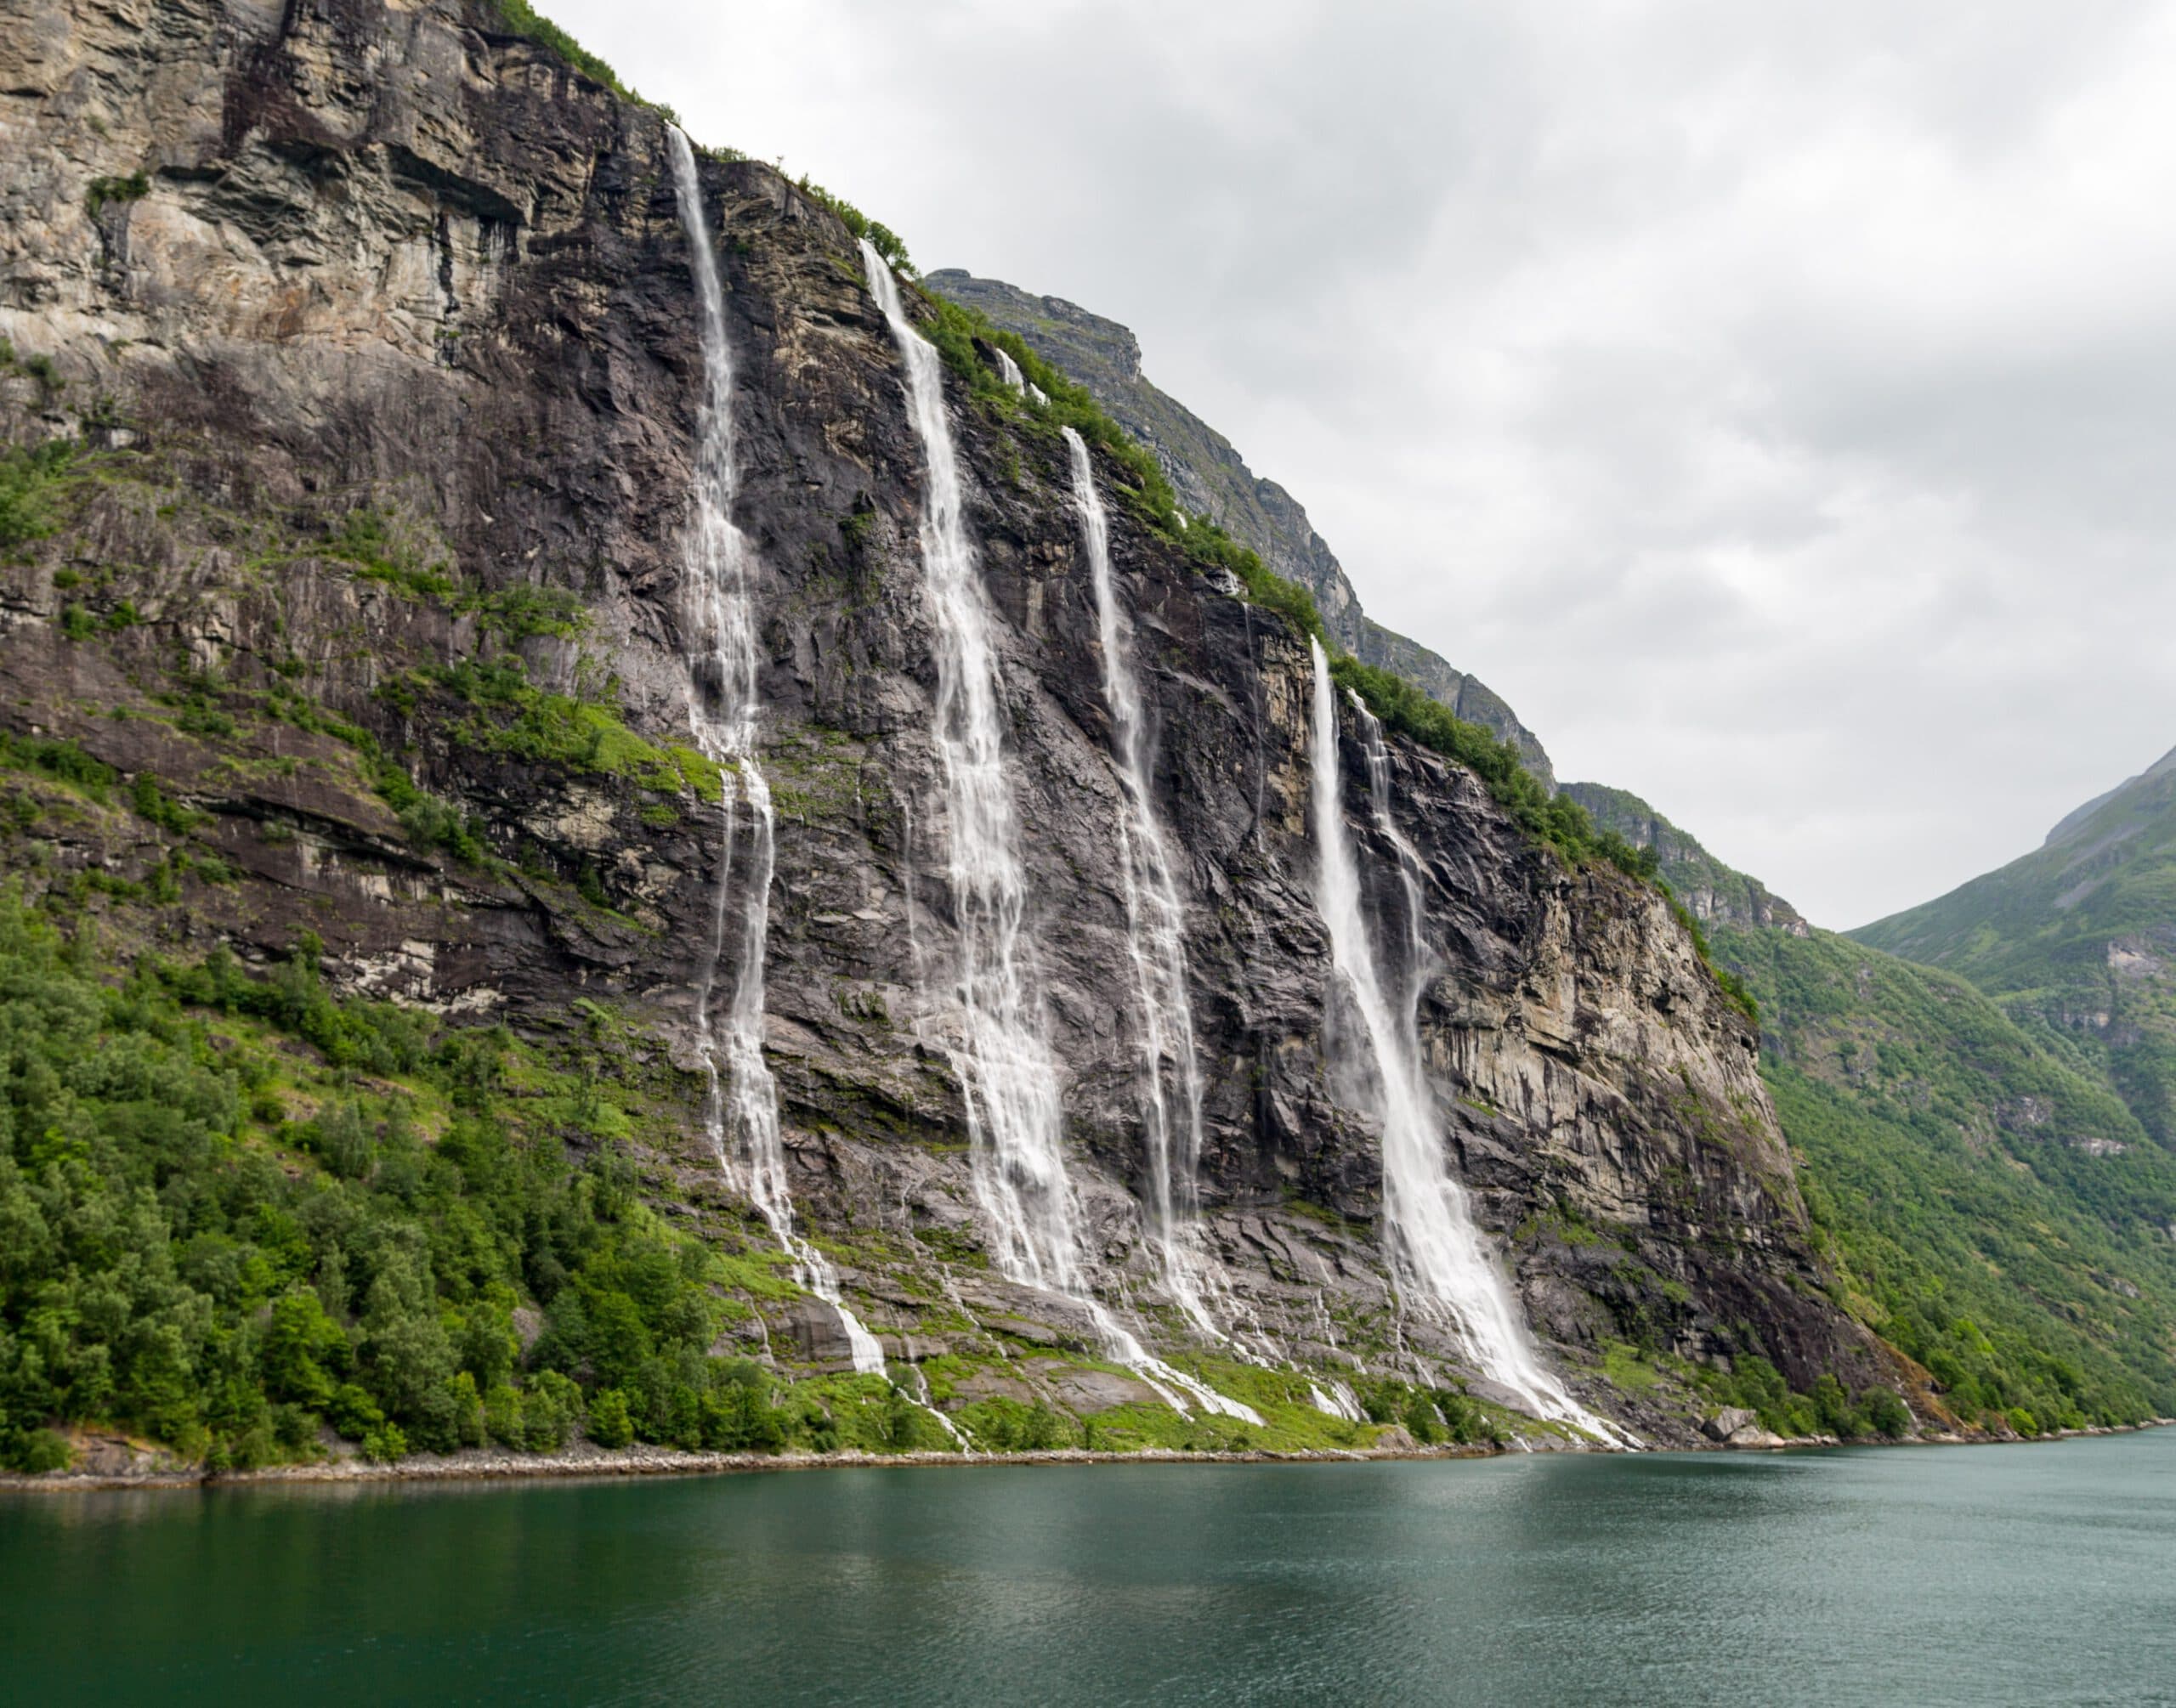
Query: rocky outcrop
[[0, 0, 1880, 1442], [926, 269, 1556, 784]]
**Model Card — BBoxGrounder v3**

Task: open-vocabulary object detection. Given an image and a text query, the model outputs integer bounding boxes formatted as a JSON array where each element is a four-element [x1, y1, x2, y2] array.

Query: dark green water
[[4, 1433, 2173, 1705]]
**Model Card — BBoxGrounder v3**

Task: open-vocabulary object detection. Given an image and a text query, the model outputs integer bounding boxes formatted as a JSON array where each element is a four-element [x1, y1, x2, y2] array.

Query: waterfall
[[994, 347, 1026, 395], [1310, 1380, 1364, 1423], [859, 239, 1080, 1291], [1063, 427, 1221, 1338], [670, 132, 883, 1377], [863, 247, 1261, 1429], [1307, 638, 1619, 1441]]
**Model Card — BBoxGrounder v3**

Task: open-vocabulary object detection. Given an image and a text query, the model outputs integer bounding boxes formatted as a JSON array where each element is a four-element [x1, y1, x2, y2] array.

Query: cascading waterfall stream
[[858, 239, 1080, 1291], [1307, 639, 1621, 1443], [670, 132, 884, 1377], [864, 246, 1259, 1428], [1062, 427, 1222, 1338]]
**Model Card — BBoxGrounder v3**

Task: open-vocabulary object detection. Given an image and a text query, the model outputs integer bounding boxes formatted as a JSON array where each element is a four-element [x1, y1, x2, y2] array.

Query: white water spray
[[671, 132, 883, 1377], [1063, 427, 1225, 1338], [864, 248, 1260, 1428], [1310, 1380, 1365, 1423], [1307, 639, 1619, 1441], [860, 240, 1080, 1291], [994, 347, 1026, 395]]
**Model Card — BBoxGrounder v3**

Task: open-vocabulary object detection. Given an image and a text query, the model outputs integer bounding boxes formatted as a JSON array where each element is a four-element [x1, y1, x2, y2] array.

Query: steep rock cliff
[[0, 0, 1880, 1445]]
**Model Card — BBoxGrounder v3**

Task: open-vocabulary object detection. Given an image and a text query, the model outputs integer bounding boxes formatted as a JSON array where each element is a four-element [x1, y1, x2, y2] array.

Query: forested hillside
[[1574, 785, 2176, 1428], [1856, 746, 2176, 1146]]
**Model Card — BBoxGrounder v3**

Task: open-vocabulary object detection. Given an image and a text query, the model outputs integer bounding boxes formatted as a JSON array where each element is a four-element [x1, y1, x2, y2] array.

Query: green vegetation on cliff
[[0, 892, 819, 1472], [925, 269, 1560, 783], [1579, 781, 2176, 1425], [0, 438, 75, 557], [1731, 925, 2176, 1427]]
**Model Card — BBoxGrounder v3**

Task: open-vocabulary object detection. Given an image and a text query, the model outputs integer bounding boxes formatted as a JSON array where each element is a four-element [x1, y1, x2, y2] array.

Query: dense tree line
[[0, 896, 822, 1472]]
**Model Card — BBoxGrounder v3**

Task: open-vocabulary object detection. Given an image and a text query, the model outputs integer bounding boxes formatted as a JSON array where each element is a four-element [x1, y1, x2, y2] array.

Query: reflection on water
[[4, 1434, 2174, 1705]]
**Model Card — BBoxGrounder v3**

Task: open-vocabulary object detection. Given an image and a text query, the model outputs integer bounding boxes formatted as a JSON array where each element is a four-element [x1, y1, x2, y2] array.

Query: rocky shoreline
[[5, 1418, 2168, 1497]]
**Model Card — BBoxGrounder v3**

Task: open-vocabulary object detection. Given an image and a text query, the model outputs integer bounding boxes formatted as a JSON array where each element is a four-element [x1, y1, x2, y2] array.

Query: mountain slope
[[1856, 746, 2176, 1144], [0, 0, 1886, 1472], [926, 269, 1555, 783], [1570, 782, 2176, 1425]]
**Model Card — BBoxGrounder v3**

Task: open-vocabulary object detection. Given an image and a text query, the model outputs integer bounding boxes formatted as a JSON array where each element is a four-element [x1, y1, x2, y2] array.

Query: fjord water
[[9, 1435, 2174, 1705]]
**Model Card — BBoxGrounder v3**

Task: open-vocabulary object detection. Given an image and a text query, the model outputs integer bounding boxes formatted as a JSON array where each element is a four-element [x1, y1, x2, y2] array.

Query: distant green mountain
[[1567, 782, 2176, 1427], [1855, 746, 2176, 1145]]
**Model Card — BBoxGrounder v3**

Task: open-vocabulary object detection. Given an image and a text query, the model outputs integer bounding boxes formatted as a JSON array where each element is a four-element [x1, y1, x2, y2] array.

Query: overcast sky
[[555, 0, 2176, 929]]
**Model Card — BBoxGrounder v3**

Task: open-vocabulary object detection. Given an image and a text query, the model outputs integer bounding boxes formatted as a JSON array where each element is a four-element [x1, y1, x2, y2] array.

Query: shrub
[[3, 1427, 74, 1473], [303, 1102, 377, 1181], [85, 172, 150, 218], [1862, 1388, 1913, 1439], [523, 1369, 584, 1451], [131, 772, 199, 834], [328, 1384, 387, 1441], [361, 1422, 410, 1462], [0, 439, 75, 554], [586, 1387, 633, 1448], [0, 730, 114, 795], [484, 1383, 526, 1449]]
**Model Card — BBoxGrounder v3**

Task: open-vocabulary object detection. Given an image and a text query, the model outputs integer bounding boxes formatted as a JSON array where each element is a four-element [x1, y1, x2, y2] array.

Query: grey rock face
[[925, 269, 1556, 785], [0, 0, 1884, 1441]]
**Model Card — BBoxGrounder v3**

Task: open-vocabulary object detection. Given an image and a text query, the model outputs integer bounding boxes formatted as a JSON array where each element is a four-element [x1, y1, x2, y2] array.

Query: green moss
[[406, 660, 721, 800], [910, 1226, 989, 1269]]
